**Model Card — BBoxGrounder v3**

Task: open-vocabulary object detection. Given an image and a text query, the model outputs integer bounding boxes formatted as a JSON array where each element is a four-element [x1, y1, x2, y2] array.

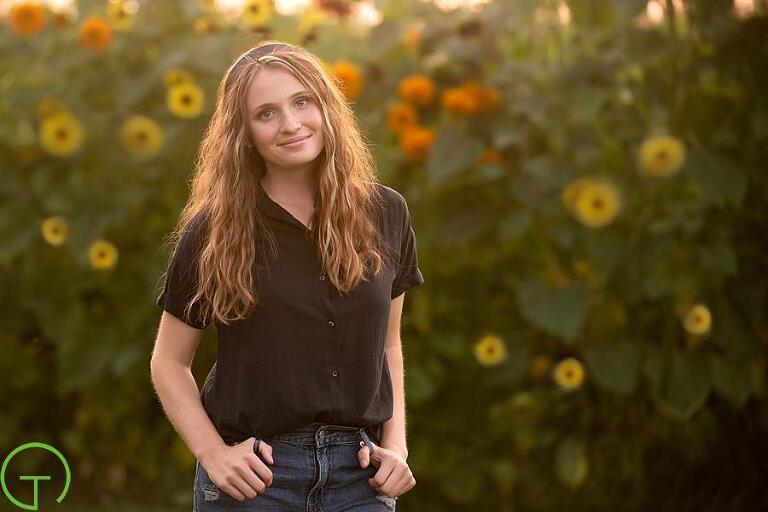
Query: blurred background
[[2, 0, 768, 510]]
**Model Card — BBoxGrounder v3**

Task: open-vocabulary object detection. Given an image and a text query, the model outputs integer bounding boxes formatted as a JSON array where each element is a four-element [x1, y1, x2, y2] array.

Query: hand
[[201, 437, 274, 501], [357, 441, 416, 499]]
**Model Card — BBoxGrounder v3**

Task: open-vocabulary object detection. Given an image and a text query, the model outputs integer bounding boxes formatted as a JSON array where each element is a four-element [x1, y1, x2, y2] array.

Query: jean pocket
[[375, 493, 397, 510]]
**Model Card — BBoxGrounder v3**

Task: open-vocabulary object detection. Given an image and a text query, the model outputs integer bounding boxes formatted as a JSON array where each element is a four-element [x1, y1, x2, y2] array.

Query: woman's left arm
[[380, 293, 409, 460]]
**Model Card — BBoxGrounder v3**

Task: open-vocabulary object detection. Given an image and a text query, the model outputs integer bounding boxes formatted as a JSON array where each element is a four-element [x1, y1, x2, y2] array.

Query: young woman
[[150, 41, 424, 511]]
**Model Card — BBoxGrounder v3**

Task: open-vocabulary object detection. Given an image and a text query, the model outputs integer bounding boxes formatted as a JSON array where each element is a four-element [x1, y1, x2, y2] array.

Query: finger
[[368, 458, 396, 490], [259, 440, 275, 466], [392, 469, 415, 495], [237, 464, 268, 497], [358, 441, 371, 468]]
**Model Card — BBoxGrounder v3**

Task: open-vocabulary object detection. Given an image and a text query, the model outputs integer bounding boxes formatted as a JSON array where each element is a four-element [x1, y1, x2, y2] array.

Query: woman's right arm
[[149, 311, 273, 500], [150, 310, 225, 463]]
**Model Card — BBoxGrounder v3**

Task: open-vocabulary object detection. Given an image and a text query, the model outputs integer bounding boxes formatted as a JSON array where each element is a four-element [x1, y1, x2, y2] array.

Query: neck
[[260, 169, 316, 207]]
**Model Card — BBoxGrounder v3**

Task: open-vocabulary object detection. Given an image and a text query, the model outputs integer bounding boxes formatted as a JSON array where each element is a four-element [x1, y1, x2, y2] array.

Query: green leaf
[[426, 124, 486, 184], [687, 145, 747, 208], [554, 439, 589, 489], [711, 354, 753, 409], [584, 341, 639, 395], [654, 351, 711, 421], [515, 277, 593, 341]]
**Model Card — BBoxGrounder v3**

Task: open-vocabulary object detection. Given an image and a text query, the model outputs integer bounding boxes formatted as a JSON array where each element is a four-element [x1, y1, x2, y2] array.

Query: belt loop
[[253, 438, 261, 455], [358, 428, 374, 456]]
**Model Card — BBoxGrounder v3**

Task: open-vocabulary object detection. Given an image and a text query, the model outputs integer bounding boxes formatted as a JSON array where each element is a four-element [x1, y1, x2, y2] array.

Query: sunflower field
[[2, 0, 768, 510]]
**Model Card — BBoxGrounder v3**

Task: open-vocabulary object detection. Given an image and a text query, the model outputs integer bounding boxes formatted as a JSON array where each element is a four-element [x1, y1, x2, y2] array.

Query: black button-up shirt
[[155, 181, 424, 444]]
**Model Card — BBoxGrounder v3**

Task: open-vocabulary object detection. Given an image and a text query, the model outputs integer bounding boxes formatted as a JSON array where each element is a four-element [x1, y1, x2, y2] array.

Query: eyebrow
[[253, 91, 311, 113]]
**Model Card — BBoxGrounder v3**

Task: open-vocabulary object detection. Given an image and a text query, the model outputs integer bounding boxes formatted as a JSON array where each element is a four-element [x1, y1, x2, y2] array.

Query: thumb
[[358, 441, 370, 468]]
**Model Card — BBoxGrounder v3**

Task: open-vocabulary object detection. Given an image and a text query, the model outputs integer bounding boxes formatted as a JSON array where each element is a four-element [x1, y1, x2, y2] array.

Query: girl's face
[[245, 66, 325, 175]]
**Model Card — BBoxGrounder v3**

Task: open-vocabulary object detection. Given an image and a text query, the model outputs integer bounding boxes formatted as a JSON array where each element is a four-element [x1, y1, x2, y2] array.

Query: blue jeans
[[193, 423, 397, 511]]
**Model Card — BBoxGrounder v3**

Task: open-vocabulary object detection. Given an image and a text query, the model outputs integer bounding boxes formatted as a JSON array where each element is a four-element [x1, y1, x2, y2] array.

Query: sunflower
[[298, 7, 328, 36], [460, 80, 501, 114], [36, 96, 70, 120], [107, 0, 138, 32], [397, 75, 436, 108], [386, 103, 419, 134], [39, 112, 84, 156], [41, 216, 68, 246], [167, 82, 204, 119], [80, 16, 113, 50], [473, 334, 507, 366], [441, 87, 479, 116], [89, 240, 118, 270], [331, 60, 363, 100], [682, 303, 712, 335], [638, 135, 686, 177], [121, 115, 164, 158], [552, 357, 585, 391], [241, 0, 272, 28], [572, 180, 621, 229], [9, 2, 46, 36], [398, 125, 435, 161], [163, 68, 195, 89]]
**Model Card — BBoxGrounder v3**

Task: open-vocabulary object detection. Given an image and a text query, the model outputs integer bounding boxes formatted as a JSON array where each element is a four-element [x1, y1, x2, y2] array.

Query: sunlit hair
[[161, 40, 394, 326]]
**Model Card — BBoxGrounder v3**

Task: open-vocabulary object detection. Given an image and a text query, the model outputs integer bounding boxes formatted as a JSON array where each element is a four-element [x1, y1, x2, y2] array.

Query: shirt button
[[331, 370, 338, 377], [318, 431, 324, 438], [320, 275, 326, 281], [328, 321, 335, 327]]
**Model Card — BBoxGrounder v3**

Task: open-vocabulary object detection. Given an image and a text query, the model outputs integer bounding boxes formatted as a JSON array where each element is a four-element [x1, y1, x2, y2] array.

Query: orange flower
[[404, 28, 421, 51], [477, 148, 502, 165], [80, 16, 113, 50], [399, 126, 435, 161], [9, 2, 46, 36], [331, 60, 362, 100], [441, 86, 478, 116], [460, 80, 501, 114], [397, 75, 436, 108], [386, 103, 419, 134]]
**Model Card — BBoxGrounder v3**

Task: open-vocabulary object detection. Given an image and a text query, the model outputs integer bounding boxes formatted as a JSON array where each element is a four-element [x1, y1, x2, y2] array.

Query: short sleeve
[[391, 194, 425, 300], [155, 212, 211, 329]]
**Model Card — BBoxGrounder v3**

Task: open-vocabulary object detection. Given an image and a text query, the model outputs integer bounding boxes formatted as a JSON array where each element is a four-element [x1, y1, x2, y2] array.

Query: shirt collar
[[256, 179, 313, 233]]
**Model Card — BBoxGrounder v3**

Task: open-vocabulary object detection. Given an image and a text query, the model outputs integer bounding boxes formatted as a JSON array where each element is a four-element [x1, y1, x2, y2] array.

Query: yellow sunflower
[[107, 0, 138, 32], [298, 7, 328, 36], [121, 115, 164, 158], [39, 112, 84, 156], [682, 303, 712, 335], [399, 125, 435, 161], [163, 68, 195, 89], [552, 357, 585, 391], [80, 15, 113, 50], [332, 60, 363, 100], [41, 216, 68, 246], [167, 82, 204, 119], [9, 2, 47, 36], [459, 81, 501, 115], [386, 103, 419, 134], [89, 240, 118, 270], [241, 0, 272, 28], [36, 96, 70, 120], [473, 334, 507, 366], [573, 180, 622, 229], [638, 135, 686, 177], [397, 75, 436, 108]]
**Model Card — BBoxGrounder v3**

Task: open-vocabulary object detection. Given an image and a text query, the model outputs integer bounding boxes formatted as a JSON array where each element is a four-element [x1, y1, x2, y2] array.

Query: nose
[[280, 111, 302, 133]]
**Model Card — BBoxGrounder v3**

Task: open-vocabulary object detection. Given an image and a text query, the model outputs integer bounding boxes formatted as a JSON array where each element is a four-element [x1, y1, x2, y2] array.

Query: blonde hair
[[162, 41, 393, 326]]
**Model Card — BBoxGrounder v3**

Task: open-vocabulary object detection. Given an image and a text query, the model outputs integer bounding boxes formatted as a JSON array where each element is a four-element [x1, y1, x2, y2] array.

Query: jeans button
[[328, 321, 335, 327]]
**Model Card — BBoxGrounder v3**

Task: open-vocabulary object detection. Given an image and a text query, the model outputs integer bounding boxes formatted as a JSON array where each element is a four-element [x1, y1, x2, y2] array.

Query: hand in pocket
[[203, 437, 274, 501]]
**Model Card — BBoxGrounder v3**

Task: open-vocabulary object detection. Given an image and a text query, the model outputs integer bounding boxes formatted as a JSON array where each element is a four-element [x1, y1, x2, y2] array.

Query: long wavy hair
[[162, 40, 393, 326]]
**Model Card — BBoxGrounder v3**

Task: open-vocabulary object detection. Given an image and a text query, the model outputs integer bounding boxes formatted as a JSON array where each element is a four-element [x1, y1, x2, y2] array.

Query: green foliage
[[2, 0, 768, 510]]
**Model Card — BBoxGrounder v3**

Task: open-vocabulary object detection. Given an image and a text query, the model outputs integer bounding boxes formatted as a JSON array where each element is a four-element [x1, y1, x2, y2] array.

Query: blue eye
[[258, 97, 311, 120]]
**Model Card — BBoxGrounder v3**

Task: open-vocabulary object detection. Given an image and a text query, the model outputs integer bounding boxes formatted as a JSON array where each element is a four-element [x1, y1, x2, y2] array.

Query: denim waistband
[[266, 422, 379, 447]]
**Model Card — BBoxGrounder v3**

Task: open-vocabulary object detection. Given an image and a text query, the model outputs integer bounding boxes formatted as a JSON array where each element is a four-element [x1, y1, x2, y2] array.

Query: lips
[[278, 135, 311, 146]]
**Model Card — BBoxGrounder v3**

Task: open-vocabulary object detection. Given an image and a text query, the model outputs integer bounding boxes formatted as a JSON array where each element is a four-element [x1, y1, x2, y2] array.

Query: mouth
[[279, 135, 311, 147]]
